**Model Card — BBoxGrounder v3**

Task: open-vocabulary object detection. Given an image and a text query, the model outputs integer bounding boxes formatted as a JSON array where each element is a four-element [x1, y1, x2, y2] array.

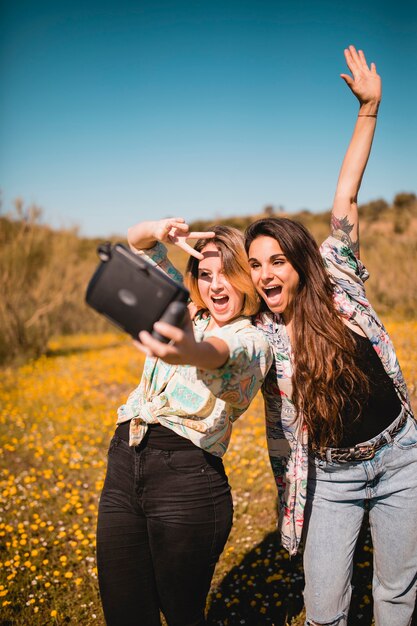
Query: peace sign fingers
[[167, 227, 216, 260]]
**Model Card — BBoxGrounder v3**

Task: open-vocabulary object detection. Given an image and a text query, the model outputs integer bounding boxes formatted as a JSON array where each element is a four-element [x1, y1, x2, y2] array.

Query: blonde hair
[[186, 225, 260, 317]]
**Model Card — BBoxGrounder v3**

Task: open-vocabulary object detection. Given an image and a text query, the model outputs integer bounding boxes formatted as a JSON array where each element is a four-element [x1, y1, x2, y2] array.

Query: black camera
[[86, 243, 189, 342]]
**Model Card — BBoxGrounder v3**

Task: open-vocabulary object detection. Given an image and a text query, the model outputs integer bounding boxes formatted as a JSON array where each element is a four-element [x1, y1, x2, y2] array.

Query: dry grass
[[1, 196, 417, 365], [0, 203, 112, 364]]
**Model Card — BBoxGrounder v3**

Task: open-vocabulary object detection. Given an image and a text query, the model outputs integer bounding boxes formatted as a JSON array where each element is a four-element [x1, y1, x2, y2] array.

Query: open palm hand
[[341, 45, 381, 105]]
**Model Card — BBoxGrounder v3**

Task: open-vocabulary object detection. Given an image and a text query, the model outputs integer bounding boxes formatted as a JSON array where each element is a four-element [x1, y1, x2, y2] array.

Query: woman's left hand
[[135, 312, 230, 369], [135, 312, 200, 365], [341, 45, 381, 106]]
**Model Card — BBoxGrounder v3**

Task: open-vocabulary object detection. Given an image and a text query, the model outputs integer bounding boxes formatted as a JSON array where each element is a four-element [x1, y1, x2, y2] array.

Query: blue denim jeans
[[96, 435, 233, 626], [303, 409, 417, 626]]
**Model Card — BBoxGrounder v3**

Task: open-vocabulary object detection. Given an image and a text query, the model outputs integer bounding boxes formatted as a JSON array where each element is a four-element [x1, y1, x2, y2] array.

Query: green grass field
[[1, 321, 416, 625]]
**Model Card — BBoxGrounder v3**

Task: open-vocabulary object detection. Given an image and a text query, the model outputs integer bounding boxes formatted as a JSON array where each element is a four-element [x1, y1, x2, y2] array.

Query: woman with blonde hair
[[96, 219, 272, 626]]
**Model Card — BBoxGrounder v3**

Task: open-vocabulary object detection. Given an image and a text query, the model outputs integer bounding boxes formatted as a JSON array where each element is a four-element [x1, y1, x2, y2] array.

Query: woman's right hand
[[155, 218, 215, 260], [128, 218, 215, 260]]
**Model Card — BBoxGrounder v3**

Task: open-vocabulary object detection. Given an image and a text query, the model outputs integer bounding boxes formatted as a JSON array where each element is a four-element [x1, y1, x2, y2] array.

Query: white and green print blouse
[[117, 243, 272, 457]]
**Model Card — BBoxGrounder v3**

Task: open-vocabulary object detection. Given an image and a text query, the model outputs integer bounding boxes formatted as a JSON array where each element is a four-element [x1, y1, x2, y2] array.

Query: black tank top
[[336, 327, 402, 447]]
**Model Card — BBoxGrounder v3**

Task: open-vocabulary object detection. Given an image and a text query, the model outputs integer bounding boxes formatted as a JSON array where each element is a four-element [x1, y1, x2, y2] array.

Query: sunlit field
[[1, 322, 416, 626]]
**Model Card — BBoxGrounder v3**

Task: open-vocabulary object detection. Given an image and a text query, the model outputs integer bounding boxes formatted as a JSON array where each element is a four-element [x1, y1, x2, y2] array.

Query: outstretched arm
[[136, 315, 230, 369], [331, 45, 382, 257]]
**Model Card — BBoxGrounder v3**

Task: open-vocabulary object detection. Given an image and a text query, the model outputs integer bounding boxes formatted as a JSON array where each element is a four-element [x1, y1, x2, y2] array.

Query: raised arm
[[331, 45, 382, 257], [128, 218, 225, 367]]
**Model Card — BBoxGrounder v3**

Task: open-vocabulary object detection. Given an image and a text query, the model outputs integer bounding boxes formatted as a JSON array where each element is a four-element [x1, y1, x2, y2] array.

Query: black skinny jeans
[[96, 434, 233, 626]]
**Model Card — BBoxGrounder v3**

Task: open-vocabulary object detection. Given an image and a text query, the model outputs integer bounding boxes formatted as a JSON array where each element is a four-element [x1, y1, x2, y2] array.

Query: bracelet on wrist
[[358, 114, 378, 118]]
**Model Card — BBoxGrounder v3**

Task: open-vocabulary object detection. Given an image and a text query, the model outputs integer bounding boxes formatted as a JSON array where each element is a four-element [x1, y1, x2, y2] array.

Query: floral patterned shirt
[[117, 243, 273, 457], [256, 235, 414, 555]]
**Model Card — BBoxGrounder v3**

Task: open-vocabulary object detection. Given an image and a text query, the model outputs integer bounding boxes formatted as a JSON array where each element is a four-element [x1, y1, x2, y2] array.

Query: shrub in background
[[0, 201, 109, 363], [1, 194, 416, 365]]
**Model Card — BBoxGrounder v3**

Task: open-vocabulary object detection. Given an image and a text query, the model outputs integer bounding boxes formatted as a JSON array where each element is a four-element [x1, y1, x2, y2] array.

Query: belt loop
[[383, 431, 392, 444], [325, 449, 332, 463]]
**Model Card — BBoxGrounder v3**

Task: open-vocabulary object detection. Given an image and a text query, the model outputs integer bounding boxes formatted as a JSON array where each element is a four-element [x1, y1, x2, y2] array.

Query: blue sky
[[1, 0, 416, 237]]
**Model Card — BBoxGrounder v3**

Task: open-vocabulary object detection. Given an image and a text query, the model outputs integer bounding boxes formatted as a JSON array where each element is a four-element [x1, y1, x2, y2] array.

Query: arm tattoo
[[331, 215, 359, 256]]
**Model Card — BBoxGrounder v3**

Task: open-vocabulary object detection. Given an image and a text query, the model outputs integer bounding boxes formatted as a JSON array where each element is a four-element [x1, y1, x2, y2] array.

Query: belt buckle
[[355, 444, 376, 460]]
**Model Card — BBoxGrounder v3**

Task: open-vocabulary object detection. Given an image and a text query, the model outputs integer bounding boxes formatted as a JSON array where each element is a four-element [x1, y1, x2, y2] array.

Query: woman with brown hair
[[245, 46, 417, 626], [96, 220, 272, 626]]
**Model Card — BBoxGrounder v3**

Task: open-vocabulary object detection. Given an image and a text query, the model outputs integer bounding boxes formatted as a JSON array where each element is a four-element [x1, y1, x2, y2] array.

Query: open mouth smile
[[263, 285, 282, 299], [211, 295, 230, 310]]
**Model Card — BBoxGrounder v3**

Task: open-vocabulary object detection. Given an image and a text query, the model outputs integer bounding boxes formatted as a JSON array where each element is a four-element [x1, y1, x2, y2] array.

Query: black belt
[[311, 410, 409, 463]]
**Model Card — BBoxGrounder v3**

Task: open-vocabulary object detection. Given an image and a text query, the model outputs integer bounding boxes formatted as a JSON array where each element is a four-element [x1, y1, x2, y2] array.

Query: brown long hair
[[186, 225, 260, 317], [245, 217, 369, 447]]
